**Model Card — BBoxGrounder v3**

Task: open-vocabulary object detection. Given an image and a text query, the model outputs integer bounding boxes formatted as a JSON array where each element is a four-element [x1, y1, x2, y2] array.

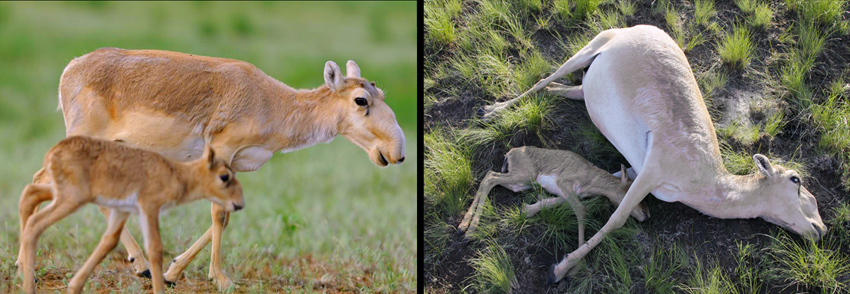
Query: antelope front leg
[[68, 210, 129, 293], [522, 195, 568, 217], [209, 204, 233, 289], [164, 203, 233, 289], [97, 206, 150, 277], [140, 208, 166, 294], [548, 173, 655, 284]]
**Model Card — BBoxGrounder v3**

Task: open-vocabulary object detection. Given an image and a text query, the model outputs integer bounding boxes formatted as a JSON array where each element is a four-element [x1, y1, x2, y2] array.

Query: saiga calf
[[18, 136, 244, 294], [458, 146, 650, 246]]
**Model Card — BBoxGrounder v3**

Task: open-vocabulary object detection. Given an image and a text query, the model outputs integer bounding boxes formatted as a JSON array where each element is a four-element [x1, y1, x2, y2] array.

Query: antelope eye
[[220, 174, 230, 183], [790, 176, 800, 184], [355, 97, 368, 106]]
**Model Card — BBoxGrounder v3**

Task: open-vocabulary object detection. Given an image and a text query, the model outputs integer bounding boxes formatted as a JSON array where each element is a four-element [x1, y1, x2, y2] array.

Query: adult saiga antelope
[[479, 25, 826, 284], [18, 136, 244, 294], [33, 48, 406, 288], [457, 146, 650, 245]]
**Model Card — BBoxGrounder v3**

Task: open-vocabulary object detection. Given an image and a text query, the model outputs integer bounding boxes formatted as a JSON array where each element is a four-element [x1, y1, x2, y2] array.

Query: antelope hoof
[[547, 264, 557, 285], [210, 270, 234, 290], [137, 269, 151, 279], [165, 279, 177, 288]]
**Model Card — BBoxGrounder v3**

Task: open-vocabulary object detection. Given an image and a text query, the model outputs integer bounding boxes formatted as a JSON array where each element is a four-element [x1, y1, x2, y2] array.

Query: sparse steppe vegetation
[[0, 2, 416, 293], [425, 0, 850, 293]]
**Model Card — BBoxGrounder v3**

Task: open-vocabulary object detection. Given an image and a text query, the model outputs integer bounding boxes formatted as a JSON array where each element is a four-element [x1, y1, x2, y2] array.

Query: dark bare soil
[[425, 0, 850, 293]]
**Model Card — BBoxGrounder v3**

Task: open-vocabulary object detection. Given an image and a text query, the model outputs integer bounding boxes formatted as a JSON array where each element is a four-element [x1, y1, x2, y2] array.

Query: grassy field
[[425, 0, 850, 293], [0, 2, 416, 293]]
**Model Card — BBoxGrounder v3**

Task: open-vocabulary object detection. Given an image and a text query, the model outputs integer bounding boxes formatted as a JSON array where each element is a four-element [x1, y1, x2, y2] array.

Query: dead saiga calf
[[458, 146, 650, 247], [17, 136, 244, 294]]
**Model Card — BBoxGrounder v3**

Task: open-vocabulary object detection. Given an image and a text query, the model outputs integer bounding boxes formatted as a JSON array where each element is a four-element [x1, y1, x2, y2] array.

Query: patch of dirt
[[425, 0, 850, 293]]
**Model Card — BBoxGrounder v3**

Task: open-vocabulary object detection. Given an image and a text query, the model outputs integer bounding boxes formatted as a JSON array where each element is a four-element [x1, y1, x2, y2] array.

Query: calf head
[[197, 146, 244, 212]]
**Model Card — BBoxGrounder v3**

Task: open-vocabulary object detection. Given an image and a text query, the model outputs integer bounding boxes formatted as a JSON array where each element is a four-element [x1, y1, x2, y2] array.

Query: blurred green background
[[0, 1, 416, 292]]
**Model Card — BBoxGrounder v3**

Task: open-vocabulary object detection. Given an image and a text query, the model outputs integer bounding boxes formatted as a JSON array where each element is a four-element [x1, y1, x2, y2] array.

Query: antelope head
[[324, 60, 406, 167], [196, 146, 245, 212], [752, 154, 826, 240]]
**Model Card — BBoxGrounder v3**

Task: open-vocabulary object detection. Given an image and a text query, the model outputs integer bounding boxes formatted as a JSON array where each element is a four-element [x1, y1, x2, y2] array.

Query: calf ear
[[753, 154, 773, 177], [324, 61, 344, 92], [620, 164, 628, 183], [205, 146, 216, 169], [346, 60, 361, 78]]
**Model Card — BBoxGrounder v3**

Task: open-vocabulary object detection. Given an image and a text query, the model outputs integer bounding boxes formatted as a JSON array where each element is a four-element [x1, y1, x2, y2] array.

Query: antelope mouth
[[378, 152, 389, 166]]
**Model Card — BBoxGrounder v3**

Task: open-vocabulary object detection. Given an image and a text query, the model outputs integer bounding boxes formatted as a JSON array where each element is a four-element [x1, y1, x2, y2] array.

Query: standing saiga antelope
[[30, 48, 406, 288], [479, 25, 826, 284], [457, 146, 650, 247], [18, 136, 244, 294]]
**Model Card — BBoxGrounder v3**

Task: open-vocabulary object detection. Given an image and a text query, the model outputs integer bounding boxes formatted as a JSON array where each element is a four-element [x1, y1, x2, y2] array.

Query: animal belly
[[94, 193, 140, 213], [536, 174, 566, 197], [104, 110, 206, 162], [583, 83, 649, 172]]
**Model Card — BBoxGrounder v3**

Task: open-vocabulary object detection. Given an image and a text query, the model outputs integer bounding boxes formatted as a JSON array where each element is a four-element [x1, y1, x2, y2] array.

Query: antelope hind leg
[[97, 206, 151, 277], [459, 170, 533, 238], [17, 184, 52, 268], [68, 210, 129, 293]]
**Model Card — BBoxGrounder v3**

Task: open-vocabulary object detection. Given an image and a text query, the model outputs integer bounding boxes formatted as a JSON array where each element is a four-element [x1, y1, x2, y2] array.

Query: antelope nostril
[[813, 223, 823, 239], [398, 157, 405, 163]]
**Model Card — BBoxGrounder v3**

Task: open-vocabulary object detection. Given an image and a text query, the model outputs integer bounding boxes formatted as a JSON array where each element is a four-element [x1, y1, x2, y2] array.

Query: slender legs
[[18, 186, 82, 294], [458, 170, 533, 237], [164, 202, 233, 289], [140, 208, 166, 294], [98, 206, 150, 277], [68, 210, 129, 293]]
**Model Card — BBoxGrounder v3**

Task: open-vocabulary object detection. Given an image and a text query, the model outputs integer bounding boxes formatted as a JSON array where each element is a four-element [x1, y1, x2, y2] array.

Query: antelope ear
[[620, 164, 628, 183], [753, 154, 773, 177], [205, 145, 216, 169], [324, 61, 344, 92], [346, 60, 360, 78]]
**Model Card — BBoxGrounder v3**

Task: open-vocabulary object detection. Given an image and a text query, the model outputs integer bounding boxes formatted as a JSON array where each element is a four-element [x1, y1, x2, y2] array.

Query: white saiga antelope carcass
[[34, 48, 406, 288], [479, 25, 826, 284], [457, 146, 650, 247]]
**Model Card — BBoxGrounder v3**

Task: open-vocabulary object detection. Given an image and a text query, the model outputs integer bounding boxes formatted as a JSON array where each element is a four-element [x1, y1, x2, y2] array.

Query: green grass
[[717, 24, 754, 69], [0, 2, 416, 293], [425, 0, 462, 47], [468, 242, 517, 294], [765, 232, 850, 293], [424, 128, 474, 216], [693, 0, 716, 28], [642, 243, 687, 293], [786, 0, 848, 26], [679, 256, 736, 294], [616, 0, 636, 16], [734, 242, 763, 293]]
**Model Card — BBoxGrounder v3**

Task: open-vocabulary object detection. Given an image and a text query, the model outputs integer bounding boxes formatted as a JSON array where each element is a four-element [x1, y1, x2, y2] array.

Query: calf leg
[[98, 206, 150, 277], [17, 184, 53, 267], [68, 210, 129, 293], [19, 198, 81, 294], [522, 195, 568, 217], [459, 170, 534, 238], [140, 208, 166, 294], [164, 203, 233, 289], [548, 171, 656, 284]]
